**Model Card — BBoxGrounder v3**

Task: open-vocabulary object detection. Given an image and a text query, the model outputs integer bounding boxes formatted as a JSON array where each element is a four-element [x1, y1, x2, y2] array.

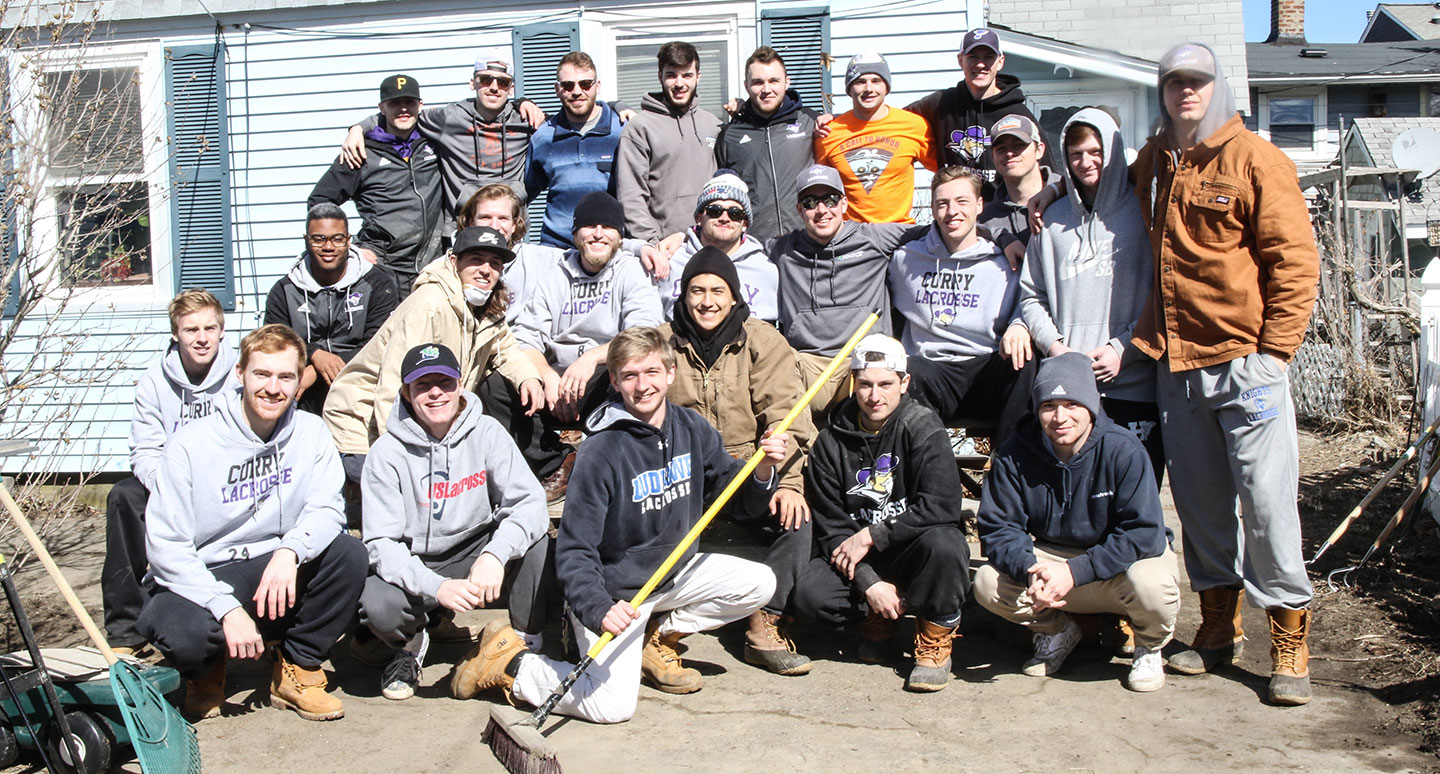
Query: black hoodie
[[556, 401, 775, 634], [806, 395, 964, 594], [715, 89, 819, 241], [978, 411, 1169, 589], [906, 75, 1058, 187]]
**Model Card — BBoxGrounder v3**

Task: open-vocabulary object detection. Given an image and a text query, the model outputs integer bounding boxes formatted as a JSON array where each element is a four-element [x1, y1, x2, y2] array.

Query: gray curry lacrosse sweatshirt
[[889, 226, 1019, 361], [129, 344, 239, 492]]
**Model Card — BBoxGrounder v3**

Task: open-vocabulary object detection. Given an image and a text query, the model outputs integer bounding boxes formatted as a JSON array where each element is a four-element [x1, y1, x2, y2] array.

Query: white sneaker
[[1022, 616, 1083, 677], [381, 629, 430, 701], [1126, 644, 1165, 692]]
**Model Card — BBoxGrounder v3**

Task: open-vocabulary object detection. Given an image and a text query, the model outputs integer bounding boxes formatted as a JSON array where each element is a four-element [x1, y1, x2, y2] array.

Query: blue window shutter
[[761, 7, 831, 114], [165, 44, 234, 308], [513, 22, 580, 244]]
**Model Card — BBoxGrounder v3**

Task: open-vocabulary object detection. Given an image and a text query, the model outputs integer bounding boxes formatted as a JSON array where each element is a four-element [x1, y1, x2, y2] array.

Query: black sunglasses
[[799, 193, 843, 210], [557, 79, 596, 92], [475, 73, 513, 88], [703, 204, 747, 221]]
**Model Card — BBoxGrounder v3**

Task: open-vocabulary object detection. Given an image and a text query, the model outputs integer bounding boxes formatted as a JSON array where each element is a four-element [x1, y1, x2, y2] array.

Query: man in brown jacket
[[1130, 44, 1318, 706]]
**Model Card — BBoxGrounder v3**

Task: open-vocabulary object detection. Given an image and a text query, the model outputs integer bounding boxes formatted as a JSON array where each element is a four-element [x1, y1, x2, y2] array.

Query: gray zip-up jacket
[[890, 226, 1019, 362], [661, 228, 779, 323], [146, 389, 346, 621], [129, 344, 239, 492], [362, 390, 548, 599], [767, 221, 926, 355], [614, 93, 721, 242], [513, 249, 663, 368], [1019, 108, 1155, 402]]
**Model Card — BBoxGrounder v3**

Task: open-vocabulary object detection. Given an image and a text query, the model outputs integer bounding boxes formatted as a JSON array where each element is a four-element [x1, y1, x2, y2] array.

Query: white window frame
[[1258, 88, 1330, 161], [589, 14, 739, 115]]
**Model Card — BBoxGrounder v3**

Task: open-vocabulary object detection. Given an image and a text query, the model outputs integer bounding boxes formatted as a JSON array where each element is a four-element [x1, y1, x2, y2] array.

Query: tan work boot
[[857, 611, 895, 664], [742, 611, 812, 676], [906, 619, 959, 692], [451, 622, 528, 700], [1267, 608, 1311, 706], [1168, 588, 1245, 675], [270, 652, 344, 721], [182, 660, 227, 721], [641, 619, 703, 694]]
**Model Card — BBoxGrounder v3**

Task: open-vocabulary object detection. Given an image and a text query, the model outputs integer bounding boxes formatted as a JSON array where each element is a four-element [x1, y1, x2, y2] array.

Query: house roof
[[986, 25, 1158, 86], [1347, 117, 1440, 233], [1361, 3, 1440, 41], [1247, 39, 1440, 83]]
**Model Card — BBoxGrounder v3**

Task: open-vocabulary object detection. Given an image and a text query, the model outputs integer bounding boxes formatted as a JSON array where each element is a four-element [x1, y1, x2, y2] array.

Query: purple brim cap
[[402, 364, 461, 384]]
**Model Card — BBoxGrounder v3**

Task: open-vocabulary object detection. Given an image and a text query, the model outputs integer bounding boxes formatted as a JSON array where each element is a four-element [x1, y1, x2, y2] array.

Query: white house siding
[[3, 0, 976, 474]]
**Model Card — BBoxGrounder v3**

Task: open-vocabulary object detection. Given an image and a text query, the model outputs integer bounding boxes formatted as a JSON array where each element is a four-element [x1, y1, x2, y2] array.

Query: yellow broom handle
[[585, 312, 880, 658]]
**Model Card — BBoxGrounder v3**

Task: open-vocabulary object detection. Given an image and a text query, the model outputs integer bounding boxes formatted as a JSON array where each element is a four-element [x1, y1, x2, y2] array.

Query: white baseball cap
[[850, 334, 908, 373]]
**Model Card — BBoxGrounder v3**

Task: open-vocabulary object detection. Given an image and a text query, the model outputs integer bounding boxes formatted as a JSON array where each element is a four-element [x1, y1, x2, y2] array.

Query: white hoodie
[[129, 343, 239, 492], [660, 228, 779, 323]]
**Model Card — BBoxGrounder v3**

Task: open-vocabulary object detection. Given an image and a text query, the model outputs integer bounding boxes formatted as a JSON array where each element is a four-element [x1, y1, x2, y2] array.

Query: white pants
[[512, 552, 775, 724]]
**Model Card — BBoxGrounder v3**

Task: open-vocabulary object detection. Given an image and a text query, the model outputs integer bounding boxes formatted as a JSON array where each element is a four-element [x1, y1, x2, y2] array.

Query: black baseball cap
[[452, 226, 516, 263], [380, 74, 422, 103], [401, 343, 461, 384]]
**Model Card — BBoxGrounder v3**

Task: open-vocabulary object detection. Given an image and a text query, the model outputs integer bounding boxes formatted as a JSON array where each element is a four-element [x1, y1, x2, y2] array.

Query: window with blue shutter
[[761, 7, 831, 114], [513, 23, 580, 244], [165, 43, 234, 308]]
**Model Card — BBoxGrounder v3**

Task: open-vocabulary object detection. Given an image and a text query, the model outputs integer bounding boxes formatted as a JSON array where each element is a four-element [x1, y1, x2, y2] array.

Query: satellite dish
[[1392, 128, 1440, 181]]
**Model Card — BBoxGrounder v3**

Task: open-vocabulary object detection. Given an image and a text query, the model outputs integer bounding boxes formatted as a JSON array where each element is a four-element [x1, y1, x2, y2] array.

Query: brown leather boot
[[451, 623, 529, 700], [743, 611, 812, 676], [183, 660, 226, 721], [270, 652, 344, 721], [641, 619, 703, 694], [905, 619, 959, 692], [1168, 588, 1245, 675], [1268, 608, 1311, 706], [857, 611, 895, 664]]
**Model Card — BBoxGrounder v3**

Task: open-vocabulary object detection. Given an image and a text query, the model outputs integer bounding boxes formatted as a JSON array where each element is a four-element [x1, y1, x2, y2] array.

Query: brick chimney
[[1266, 0, 1306, 44]]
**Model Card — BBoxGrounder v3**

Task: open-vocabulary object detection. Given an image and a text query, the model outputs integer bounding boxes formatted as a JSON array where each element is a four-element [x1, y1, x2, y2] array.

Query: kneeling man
[[449, 326, 788, 723], [138, 324, 367, 721], [975, 353, 1178, 691]]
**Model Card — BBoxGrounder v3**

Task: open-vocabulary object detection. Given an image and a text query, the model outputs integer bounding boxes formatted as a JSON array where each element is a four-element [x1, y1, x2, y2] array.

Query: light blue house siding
[[3, 0, 981, 474]]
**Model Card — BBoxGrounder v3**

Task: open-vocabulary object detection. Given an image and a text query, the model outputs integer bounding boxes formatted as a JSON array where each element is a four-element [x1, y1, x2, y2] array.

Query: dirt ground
[[2, 426, 1440, 773]]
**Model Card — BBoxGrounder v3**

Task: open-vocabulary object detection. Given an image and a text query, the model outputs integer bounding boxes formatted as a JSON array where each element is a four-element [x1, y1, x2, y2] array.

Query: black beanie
[[679, 246, 742, 301], [571, 191, 626, 235], [1031, 352, 1102, 417]]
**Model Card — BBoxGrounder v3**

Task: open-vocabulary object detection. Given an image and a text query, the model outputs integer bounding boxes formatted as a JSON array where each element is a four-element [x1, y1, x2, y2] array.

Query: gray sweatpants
[[1157, 352, 1312, 610]]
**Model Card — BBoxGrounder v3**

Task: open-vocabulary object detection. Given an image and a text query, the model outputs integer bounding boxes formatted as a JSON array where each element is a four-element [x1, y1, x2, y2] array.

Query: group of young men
[[99, 27, 1320, 732]]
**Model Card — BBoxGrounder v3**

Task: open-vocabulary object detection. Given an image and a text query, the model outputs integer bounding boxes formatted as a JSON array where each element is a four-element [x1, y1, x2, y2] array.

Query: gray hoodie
[[1018, 108, 1155, 402], [513, 248, 663, 368], [661, 228, 779, 323], [129, 343, 239, 492], [890, 226, 1019, 361], [614, 93, 721, 242], [145, 389, 346, 621], [767, 221, 926, 355], [361, 390, 548, 599], [504, 242, 566, 325]]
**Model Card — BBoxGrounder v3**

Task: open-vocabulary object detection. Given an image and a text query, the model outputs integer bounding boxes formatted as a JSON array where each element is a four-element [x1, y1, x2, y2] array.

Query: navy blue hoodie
[[556, 400, 774, 634], [978, 411, 1169, 588]]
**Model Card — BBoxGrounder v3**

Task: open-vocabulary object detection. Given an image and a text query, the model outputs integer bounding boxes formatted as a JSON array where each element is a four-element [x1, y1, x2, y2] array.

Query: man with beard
[[656, 171, 779, 324], [614, 41, 722, 242]]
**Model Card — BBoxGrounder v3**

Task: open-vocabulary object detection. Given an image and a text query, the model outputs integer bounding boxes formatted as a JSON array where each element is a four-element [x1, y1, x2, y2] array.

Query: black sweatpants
[[102, 477, 151, 647], [728, 514, 814, 617], [476, 370, 589, 479], [792, 525, 971, 625], [906, 352, 1036, 449], [136, 536, 367, 676], [1102, 397, 1165, 490]]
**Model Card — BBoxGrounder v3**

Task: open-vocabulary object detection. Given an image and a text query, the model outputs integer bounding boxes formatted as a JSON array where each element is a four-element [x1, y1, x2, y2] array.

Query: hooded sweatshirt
[[264, 249, 399, 363], [978, 411, 1169, 588], [889, 225, 1019, 362], [512, 249, 663, 369], [323, 256, 541, 454], [661, 228, 779, 323], [614, 92, 721, 242], [906, 74, 1059, 185], [767, 221, 927, 355], [1019, 108, 1156, 402], [129, 343, 239, 492], [806, 395, 965, 594], [361, 390, 548, 599], [714, 90, 819, 240], [556, 401, 775, 634], [146, 389, 346, 621]]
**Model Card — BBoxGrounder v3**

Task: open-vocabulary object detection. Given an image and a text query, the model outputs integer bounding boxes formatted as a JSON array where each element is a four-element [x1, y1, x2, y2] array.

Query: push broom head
[[484, 705, 561, 774]]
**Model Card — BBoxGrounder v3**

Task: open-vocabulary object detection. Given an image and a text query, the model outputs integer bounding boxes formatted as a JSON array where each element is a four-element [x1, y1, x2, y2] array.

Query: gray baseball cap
[[1158, 43, 1217, 83], [796, 164, 844, 197]]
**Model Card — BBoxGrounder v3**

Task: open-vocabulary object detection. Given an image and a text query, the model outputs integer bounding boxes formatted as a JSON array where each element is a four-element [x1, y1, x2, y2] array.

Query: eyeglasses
[[475, 73, 514, 89], [799, 193, 843, 210], [306, 234, 349, 247], [703, 204, 747, 221], [557, 79, 596, 92]]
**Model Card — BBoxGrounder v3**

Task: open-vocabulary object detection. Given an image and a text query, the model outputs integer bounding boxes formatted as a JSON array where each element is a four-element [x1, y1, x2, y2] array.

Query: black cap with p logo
[[380, 74, 422, 103]]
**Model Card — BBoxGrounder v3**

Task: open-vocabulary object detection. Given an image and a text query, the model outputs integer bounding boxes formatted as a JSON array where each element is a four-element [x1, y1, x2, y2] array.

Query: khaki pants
[[974, 542, 1180, 649], [796, 352, 853, 427]]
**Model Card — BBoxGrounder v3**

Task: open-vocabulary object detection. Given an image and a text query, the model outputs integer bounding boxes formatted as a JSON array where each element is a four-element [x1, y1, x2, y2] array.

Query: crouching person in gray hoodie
[[137, 325, 367, 723], [357, 343, 552, 702]]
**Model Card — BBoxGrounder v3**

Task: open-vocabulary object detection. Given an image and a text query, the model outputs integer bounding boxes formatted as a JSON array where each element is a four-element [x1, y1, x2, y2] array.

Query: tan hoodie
[[323, 255, 539, 454]]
